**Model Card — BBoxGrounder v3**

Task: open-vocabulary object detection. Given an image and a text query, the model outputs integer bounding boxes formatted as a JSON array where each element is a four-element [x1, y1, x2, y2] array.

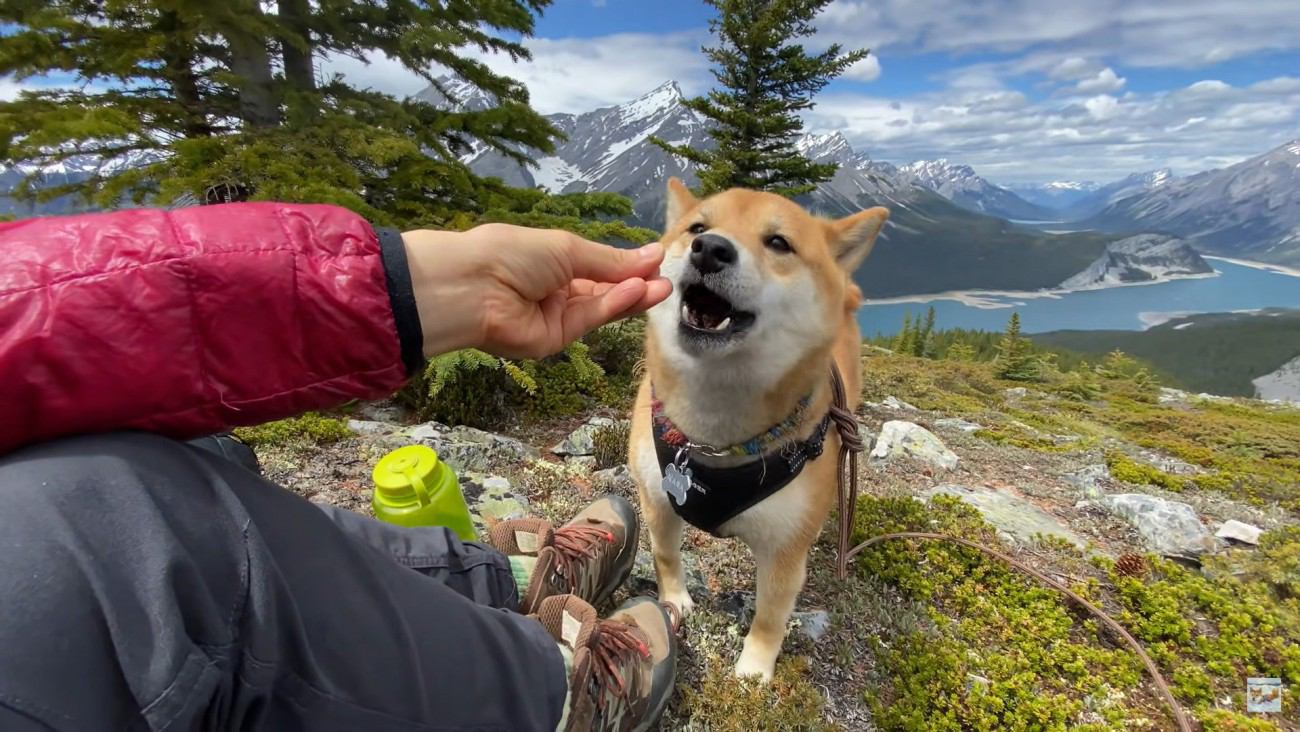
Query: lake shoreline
[[858, 259, 1300, 336], [862, 269, 1225, 311]]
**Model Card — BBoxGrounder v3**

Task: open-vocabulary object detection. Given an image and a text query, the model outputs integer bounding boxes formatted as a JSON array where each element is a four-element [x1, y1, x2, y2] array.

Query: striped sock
[[509, 555, 537, 594]]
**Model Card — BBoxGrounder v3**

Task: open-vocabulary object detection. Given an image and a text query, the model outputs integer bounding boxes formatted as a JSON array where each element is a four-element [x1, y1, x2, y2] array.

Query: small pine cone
[[1115, 553, 1147, 578]]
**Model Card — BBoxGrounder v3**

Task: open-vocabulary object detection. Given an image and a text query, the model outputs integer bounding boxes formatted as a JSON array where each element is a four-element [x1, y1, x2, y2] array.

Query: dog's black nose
[[690, 234, 737, 274]]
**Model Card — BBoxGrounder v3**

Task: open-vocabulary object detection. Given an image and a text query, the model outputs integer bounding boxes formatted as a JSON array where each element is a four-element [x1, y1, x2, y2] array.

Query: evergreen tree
[[946, 342, 977, 362], [0, 0, 597, 230], [652, 0, 868, 196], [893, 313, 916, 355], [917, 306, 937, 358], [995, 312, 1041, 381]]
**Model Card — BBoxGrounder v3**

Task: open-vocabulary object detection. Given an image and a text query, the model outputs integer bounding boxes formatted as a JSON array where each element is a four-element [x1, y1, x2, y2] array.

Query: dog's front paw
[[733, 646, 776, 682], [659, 588, 695, 619]]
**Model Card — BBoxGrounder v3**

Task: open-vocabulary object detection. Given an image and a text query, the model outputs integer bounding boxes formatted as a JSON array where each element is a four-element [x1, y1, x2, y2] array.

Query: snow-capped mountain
[[897, 159, 1055, 220], [1057, 234, 1213, 290], [1082, 141, 1300, 265], [1063, 169, 1176, 220], [449, 80, 710, 224], [1005, 180, 1101, 210], [0, 150, 163, 216]]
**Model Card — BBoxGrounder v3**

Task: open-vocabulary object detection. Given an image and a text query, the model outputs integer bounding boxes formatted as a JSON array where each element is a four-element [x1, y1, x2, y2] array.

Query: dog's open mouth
[[679, 284, 756, 337]]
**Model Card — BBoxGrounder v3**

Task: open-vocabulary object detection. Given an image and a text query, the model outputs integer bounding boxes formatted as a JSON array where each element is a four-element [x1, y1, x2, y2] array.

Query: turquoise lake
[[858, 259, 1300, 337]]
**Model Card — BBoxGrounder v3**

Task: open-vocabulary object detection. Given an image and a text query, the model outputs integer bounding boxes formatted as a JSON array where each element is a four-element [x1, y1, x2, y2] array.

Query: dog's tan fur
[[629, 179, 888, 680]]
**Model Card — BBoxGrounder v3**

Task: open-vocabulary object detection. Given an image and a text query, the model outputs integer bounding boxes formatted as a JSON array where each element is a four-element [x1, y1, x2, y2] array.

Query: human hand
[[402, 224, 671, 359]]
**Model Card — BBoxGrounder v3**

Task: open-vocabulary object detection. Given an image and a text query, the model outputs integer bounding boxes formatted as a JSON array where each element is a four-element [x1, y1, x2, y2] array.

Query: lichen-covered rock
[[934, 418, 983, 433], [789, 610, 831, 643], [1064, 464, 1110, 500], [871, 421, 960, 471], [1101, 493, 1217, 556], [882, 395, 919, 411], [551, 416, 620, 457], [592, 464, 632, 490], [628, 549, 708, 600], [923, 484, 1086, 549], [346, 419, 401, 436], [1003, 387, 1030, 399], [461, 474, 531, 535], [407, 422, 540, 473]]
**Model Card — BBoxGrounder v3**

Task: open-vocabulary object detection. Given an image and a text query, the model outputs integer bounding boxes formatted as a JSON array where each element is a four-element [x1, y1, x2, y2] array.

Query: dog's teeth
[[681, 304, 691, 322], [713, 317, 731, 331]]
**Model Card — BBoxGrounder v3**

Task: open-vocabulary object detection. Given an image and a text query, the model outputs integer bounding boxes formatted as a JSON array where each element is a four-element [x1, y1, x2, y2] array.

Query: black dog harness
[[651, 394, 834, 536]]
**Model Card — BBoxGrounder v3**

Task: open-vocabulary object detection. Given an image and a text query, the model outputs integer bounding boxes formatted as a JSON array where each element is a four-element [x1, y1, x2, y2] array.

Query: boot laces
[[552, 522, 616, 598], [588, 619, 649, 723]]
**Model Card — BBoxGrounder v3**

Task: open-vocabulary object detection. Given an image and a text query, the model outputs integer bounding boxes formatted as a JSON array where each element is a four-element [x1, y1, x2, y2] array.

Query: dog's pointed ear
[[826, 207, 889, 272], [664, 177, 699, 230]]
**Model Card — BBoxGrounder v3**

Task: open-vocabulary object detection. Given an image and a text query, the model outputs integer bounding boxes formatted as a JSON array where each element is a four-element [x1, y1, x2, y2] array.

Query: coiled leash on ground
[[827, 367, 1193, 732]]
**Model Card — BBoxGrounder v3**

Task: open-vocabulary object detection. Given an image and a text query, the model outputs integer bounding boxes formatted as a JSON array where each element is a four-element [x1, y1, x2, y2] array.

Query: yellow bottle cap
[[372, 445, 442, 506]]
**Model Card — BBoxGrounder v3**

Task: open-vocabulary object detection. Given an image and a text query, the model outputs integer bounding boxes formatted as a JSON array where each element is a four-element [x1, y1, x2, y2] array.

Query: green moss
[[233, 412, 352, 447], [1105, 451, 1189, 492], [973, 426, 1072, 453], [685, 656, 839, 731], [1198, 709, 1283, 731], [854, 496, 1148, 730], [851, 492, 1300, 728]]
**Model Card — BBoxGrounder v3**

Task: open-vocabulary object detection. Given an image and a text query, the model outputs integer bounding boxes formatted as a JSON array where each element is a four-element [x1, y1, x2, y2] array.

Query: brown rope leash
[[826, 367, 1193, 732]]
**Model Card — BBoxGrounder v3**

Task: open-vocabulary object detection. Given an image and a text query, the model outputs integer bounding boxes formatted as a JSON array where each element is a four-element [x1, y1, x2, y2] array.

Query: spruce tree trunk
[[225, 3, 280, 129], [277, 0, 316, 91], [158, 12, 212, 138]]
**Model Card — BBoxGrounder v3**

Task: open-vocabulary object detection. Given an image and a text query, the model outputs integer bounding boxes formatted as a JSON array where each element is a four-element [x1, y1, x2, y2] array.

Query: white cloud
[[0, 76, 28, 102], [326, 31, 708, 114], [1049, 57, 1097, 80], [1075, 67, 1126, 93], [841, 54, 882, 82], [1084, 94, 1121, 119], [820, 0, 1300, 69], [806, 75, 1300, 183]]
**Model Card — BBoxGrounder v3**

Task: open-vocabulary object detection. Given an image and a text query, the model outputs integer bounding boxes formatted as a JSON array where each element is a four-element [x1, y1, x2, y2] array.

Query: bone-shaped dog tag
[[663, 463, 693, 506]]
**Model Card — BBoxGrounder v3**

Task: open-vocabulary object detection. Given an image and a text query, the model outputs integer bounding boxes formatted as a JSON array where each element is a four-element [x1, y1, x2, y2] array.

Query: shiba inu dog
[[628, 178, 888, 680]]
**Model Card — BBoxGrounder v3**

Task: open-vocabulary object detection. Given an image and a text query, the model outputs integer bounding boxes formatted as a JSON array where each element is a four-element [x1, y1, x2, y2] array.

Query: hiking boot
[[487, 495, 639, 614], [535, 594, 677, 732]]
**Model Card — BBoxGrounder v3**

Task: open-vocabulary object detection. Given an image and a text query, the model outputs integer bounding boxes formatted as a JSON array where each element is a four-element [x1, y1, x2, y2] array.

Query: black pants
[[0, 433, 566, 731]]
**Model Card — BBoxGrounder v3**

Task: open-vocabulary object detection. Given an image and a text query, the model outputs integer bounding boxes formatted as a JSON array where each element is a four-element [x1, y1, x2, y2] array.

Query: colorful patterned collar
[[650, 387, 814, 458]]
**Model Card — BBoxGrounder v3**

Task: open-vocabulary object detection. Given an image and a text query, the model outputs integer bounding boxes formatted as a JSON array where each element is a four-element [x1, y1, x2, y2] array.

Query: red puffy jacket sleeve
[[0, 202, 424, 455]]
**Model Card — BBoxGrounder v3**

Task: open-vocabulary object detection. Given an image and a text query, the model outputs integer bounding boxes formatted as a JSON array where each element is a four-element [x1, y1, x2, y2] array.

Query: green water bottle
[[371, 445, 477, 541]]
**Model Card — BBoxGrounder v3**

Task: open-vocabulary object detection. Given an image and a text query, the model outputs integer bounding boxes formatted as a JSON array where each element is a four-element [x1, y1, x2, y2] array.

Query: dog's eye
[[687, 222, 708, 235], [765, 234, 793, 253]]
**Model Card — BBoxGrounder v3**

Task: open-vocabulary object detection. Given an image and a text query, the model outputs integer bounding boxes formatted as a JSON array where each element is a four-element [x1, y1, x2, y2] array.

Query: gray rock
[[934, 418, 983, 433], [1004, 387, 1030, 399], [566, 455, 598, 472], [551, 416, 619, 457], [629, 549, 708, 599], [1215, 519, 1263, 545], [870, 421, 960, 471], [354, 400, 407, 423], [593, 464, 632, 489], [882, 396, 919, 411], [790, 610, 832, 643], [408, 422, 540, 473], [1064, 464, 1111, 500], [1101, 493, 1217, 556], [1158, 387, 1191, 406], [923, 484, 1086, 549], [461, 474, 531, 534], [1133, 448, 1204, 476], [347, 419, 401, 436]]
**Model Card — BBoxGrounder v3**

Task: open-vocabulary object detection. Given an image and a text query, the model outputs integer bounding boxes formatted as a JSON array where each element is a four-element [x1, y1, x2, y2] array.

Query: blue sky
[[6, 1, 1296, 184], [391, 0, 1298, 184]]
